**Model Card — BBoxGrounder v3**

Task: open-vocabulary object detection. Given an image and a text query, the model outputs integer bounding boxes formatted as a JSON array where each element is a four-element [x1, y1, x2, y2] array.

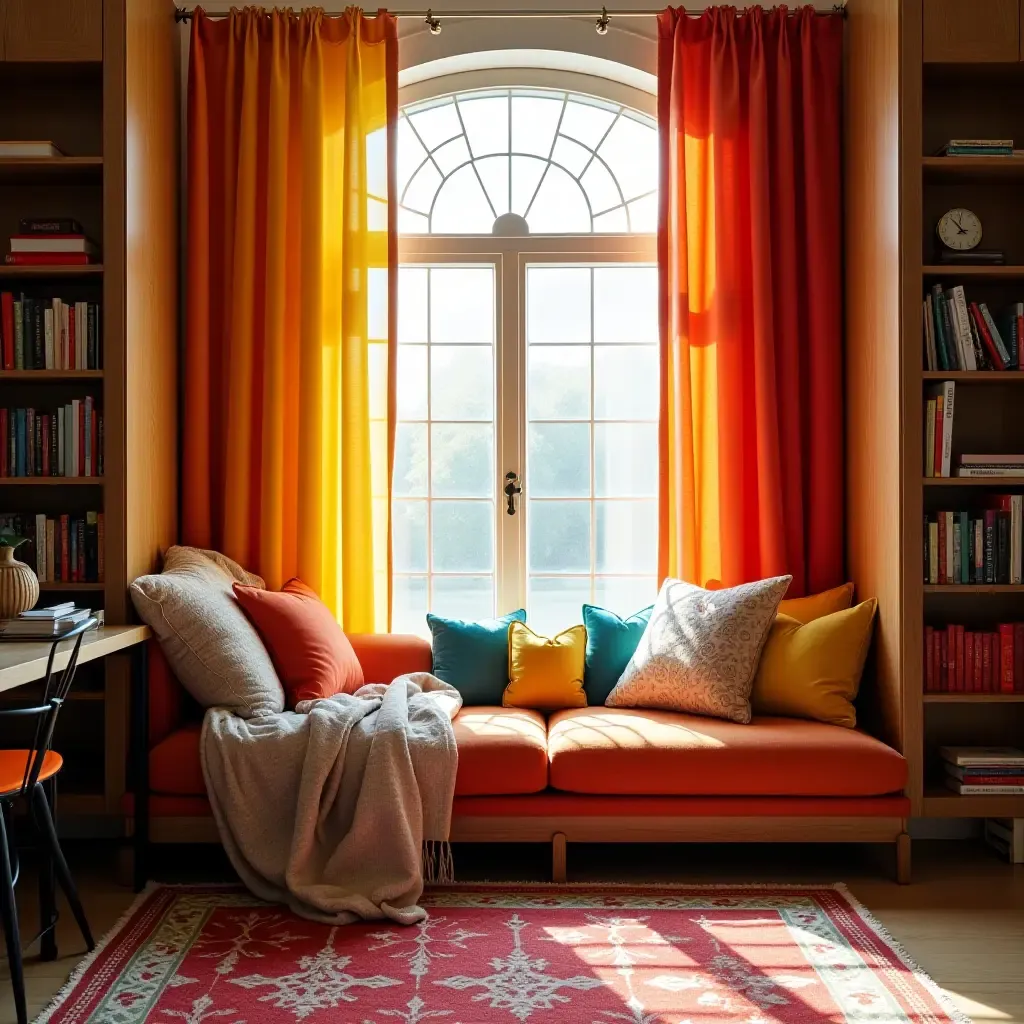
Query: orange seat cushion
[[150, 708, 549, 799], [547, 708, 906, 797], [454, 707, 548, 795], [0, 750, 63, 794]]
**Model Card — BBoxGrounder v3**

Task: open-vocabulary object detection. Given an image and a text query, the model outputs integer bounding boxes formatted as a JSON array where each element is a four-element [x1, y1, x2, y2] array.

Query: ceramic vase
[[0, 545, 39, 619]]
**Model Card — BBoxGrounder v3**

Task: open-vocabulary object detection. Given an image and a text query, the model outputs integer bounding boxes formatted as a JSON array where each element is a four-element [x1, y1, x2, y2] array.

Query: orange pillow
[[232, 578, 363, 707]]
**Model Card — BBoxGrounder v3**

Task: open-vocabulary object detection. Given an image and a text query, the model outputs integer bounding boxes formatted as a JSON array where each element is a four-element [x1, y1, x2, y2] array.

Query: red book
[[970, 301, 1006, 370], [938, 514, 947, 584], [41, 414, 49, 477], [59, 514, 69, 581], [78, 401, 85, 478], [964, 631, 974, 693], [974, 631, 984, 691], [935, 629, 944, 692], [1018, 307, 1024, 368], [1015, 623, 1024, 693], [955, 624, 965, 691], [982, 634, 992, 691], [925, 627, 935, 691], [0, 292, 12, 370], [959, 775, 1024, 786], [1000, 624, 1015, 693], [940, 631, 949, 691], [3, 252, 93, 265]]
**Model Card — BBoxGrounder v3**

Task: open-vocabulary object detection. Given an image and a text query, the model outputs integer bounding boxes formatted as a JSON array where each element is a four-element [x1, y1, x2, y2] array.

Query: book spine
[[0, 293, 12, 371], [938, 513, 947, 584], [1000, 624, 1015, 693], [924, 296, 936, 371], [1018, 303, 1024, 369], [13, 300, 23, 371], [77, 519, 85, 581], [974, 629, 984, 689], [953, 518, 962, 582], [925, 398, 936, 477], [35, 512, 45, 582], [940, 294, 960, 369], [925, 627, 935, 690], [84, 396, 92, 477], [985, 510, 996, 583], [941, 382, 954, 478], [983, 633, 993, 691], [950, 286, 977, 370], [998, 511, 1010, 584], [980, 303, 1014, 367], [956, 624, 965, 690], [60, 515, 69, 581], [45, 519, 54, 583], [975, 517, 985, 583], [970, 301, 1005, 370]]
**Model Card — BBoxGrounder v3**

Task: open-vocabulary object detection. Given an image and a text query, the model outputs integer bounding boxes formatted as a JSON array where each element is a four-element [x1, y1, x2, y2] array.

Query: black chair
[[0, 618, 97, 1024]]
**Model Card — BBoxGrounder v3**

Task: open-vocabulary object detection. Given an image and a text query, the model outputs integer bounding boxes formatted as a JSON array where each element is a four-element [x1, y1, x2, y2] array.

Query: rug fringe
[[422, 840, 455, 885]]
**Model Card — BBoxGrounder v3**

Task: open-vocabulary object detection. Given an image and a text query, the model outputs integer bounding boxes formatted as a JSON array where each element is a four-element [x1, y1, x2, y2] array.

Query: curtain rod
[[173, 6, 847, 23]]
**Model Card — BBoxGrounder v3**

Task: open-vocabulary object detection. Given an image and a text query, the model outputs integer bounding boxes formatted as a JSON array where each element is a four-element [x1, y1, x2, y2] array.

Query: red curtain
[[657, 6, 844, 598]]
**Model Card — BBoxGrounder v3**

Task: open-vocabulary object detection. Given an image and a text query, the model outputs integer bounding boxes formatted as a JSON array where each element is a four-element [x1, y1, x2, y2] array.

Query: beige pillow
[[130, 546, 285, 718], [605, 575, 792, 724]]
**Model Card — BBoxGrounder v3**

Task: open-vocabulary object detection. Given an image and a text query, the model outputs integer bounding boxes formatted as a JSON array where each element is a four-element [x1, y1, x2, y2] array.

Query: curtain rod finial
[[595, 5, 610, 34], [425, 9, 442, 34]]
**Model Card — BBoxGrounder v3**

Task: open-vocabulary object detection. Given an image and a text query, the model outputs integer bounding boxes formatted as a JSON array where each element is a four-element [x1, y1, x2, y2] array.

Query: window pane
[[431, 575, 495, 621], [594, 268, 658, 343], [432, 165, 494, 233], [560, 100, 616, 148], [594, 346, 659, 419], [404, 162, 442, 215], [510, 155, 547, 217], [393, 575, 428, 634], [527, 267, 590, 344], [527, 164, 590, 233], [408, 100, 461, 150], [598, 115, 658, 202], [628, 193, 658, 233], [475, 155, 510, 219], [551, 136, 590, 177], [581, 160, 622, 218], [394, 423, 427, 497], [511, 95, 563, 157], [528, 346, 590, 419], [431, 346, 493, 421], [433, 136, 471, 176], [593, 576, 657, 616], [528, 576, 590, 636], [393, 501, 428, 572], [396, 345, 427, 419], [528, 424, 590, 498], [595, 423, 657, 497], [433, 501, 494, 572], [431, 268, 494, 343], [431, 424, 493, 498], [399, 268, 428, 344], [459, 95, 509, 157], [596, 500, 657, 573], [593, 207, 628, 232], [397, 118, 427, 195], [529, 501, 591, 572]]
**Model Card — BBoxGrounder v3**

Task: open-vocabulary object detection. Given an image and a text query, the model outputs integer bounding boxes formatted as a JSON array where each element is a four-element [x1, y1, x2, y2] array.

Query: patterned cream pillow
[[605, 575, 792, 723]]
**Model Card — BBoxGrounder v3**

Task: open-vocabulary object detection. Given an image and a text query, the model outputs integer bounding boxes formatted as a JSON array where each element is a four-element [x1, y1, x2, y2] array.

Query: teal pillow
[[582, 603, 654, 704], [427, 609, 527, 705]]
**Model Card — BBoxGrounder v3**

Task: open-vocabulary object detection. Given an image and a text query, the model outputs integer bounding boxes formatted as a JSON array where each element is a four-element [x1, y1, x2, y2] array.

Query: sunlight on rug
[[36, 883, 969, 1024]]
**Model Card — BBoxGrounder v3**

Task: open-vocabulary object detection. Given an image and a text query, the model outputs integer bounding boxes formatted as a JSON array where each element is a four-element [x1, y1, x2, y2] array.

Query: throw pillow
[[605, 575, 792, 724], [232, 578, 364, 707], [778, 582, 855, 624], [504, 622, 588, 711], [427, 609, 526, 705], [750, 599, 878, 728], [582, 603, 654, 704], [129, 546, 285, 718]]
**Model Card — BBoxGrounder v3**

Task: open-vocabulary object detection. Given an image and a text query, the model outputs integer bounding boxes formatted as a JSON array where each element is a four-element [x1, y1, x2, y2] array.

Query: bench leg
[[552, 833, 567, 883], [896, 832, 911, 885]]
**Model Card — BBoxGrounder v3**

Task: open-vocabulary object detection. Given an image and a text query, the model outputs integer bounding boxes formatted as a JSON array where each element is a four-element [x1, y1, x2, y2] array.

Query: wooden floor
[[0, 839, 1021, 1023]]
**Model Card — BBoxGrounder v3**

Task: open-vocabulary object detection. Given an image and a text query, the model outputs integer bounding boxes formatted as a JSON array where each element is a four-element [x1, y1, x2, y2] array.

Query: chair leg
[[32, 784, 94, 951], [0, 802, 27, 1024], [37, 779, 57, 961]]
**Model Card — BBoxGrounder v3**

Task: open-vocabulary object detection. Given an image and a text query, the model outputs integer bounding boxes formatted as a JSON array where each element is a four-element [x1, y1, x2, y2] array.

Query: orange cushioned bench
[[128, 634, 911, 886]]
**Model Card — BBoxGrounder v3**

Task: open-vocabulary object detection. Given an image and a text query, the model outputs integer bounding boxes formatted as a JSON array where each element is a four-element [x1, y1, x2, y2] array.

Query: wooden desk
[[0, 626, 151, 692]]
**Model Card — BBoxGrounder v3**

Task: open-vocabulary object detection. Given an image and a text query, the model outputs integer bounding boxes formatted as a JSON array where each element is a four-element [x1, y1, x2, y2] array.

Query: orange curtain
[[657, 5, 844, 599], [184, 7, 398, 631]]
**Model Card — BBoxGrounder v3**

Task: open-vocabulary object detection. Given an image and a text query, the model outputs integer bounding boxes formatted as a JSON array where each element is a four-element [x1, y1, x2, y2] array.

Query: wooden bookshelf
[[846, 0, 1024, 825], [0, 0, 180, 825]]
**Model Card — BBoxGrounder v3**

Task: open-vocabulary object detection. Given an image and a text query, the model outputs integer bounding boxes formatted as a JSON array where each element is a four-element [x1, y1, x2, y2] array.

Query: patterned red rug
[[39, 883, 966, 1024]]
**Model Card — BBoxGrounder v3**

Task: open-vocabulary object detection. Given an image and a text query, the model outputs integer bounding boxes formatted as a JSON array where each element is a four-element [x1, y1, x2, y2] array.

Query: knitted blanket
[[200, 673, 461, 925]]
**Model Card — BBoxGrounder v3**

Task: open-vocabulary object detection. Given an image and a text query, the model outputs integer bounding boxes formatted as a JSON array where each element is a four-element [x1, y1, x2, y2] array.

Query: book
[[962, 453, 1024, 464], [937, 381, 954, 477], [3, 253, 93, 266], [946, 780, 1024, 795], [0, 141, 63, 158], [944, 139, 1014, 147], [970, 301, 1005, 369], [9, 235, 98, 255], [0, 611, 92, 638], [940, 746, 1024, 766], [979, 303, 1014, 367], [18, 602, 75, 619], [949, 287, 977, 370], [19, 219, 85, 235], [923, 296, 937, 371], [947, 763, 1024, 779], [924, 398, 936, 476], [957, 467, 1024, 477]]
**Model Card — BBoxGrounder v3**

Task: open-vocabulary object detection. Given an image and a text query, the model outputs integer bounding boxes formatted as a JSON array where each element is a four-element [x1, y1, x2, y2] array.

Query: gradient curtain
[[184, 7, 398, 631], [657, 6, 843, 598]]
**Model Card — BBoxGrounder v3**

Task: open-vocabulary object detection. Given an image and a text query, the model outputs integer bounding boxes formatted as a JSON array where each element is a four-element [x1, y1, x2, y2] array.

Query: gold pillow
[[504, 622, 587, 711], [778, 582, 855, 624], [750, 599, 877, 728]]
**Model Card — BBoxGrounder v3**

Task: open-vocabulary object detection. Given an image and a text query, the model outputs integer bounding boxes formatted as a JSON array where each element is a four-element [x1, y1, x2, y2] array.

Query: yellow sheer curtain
[[184, 7, 397, 631]]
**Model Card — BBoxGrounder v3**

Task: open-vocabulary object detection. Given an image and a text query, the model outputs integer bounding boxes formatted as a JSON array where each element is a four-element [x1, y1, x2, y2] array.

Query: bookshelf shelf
[[922, 371, 1024, 382], [0, 478, 103, 486], [0, 371, 103, 381], [0, 266, 103, 279], [923, 477, 1024, 486], [922, 155, 1024, 179], [37, 582, 104, 592], [923, 693, 1024, 703], [921, 790, 1024, 819], [0, 156, 103, 184], [924, 585, 1024, 594], [922, 265, 1024, 278]]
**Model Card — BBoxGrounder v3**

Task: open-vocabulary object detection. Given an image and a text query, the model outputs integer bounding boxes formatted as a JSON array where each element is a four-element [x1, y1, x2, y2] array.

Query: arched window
[[392, 83, 659, 635], [397, 88, 658, 235]]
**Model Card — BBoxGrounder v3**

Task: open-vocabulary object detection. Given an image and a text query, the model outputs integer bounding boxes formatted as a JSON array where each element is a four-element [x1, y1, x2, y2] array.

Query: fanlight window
[[398, 88, 658, 235]]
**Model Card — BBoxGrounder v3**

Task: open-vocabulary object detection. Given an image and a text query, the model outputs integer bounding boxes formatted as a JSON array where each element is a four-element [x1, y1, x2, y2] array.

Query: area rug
[[38, 883, 967, 1024]]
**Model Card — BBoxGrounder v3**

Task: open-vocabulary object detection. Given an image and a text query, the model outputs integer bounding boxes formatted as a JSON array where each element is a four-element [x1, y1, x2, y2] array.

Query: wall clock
[[937, 208, 983, 252]]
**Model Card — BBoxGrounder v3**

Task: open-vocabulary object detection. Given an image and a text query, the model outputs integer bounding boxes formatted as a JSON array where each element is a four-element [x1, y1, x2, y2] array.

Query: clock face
[[937, 208, 983, 251]]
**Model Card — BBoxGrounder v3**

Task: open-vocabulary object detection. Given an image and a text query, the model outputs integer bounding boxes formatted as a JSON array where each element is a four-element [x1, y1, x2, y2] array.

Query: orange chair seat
[[547, 708, 907, 798], [0, 750, 63, 795], [149, 706, 549, 798]]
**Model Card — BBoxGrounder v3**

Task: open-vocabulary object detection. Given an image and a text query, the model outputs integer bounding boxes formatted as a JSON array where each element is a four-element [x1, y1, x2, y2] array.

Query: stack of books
[[0, 602, 94, 640], [924, 497, 1023, 585], [925, 624, 1024, 693], [940, 746, 1024, 795], [5, 218, 99, 267], [1, 292, 102, 370], [0, 512, 104, 584], [923, 287, 1022, 372], [0, 400, 103, 477], [924, 380, 955, 476], [937, 139, 1016, 157]]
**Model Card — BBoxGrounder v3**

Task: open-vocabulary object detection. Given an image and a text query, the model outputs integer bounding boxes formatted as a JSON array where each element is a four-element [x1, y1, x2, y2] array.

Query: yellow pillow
[[504, 622, 587, 711], [750, 598, 877, 728], [778, 582, 855, 624]]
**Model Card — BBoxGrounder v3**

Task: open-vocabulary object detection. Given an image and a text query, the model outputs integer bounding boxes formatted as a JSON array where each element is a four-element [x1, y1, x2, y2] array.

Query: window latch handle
[[504, 471, 523, 516]]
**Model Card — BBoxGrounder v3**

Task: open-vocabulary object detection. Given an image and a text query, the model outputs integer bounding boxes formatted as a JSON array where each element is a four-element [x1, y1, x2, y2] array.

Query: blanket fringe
[[423, 839, 455, 884]]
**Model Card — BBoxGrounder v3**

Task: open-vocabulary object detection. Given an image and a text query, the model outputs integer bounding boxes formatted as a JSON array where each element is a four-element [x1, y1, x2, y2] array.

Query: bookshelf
[[846, 0, 1024, 824], [0, 0, 179, 824]]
